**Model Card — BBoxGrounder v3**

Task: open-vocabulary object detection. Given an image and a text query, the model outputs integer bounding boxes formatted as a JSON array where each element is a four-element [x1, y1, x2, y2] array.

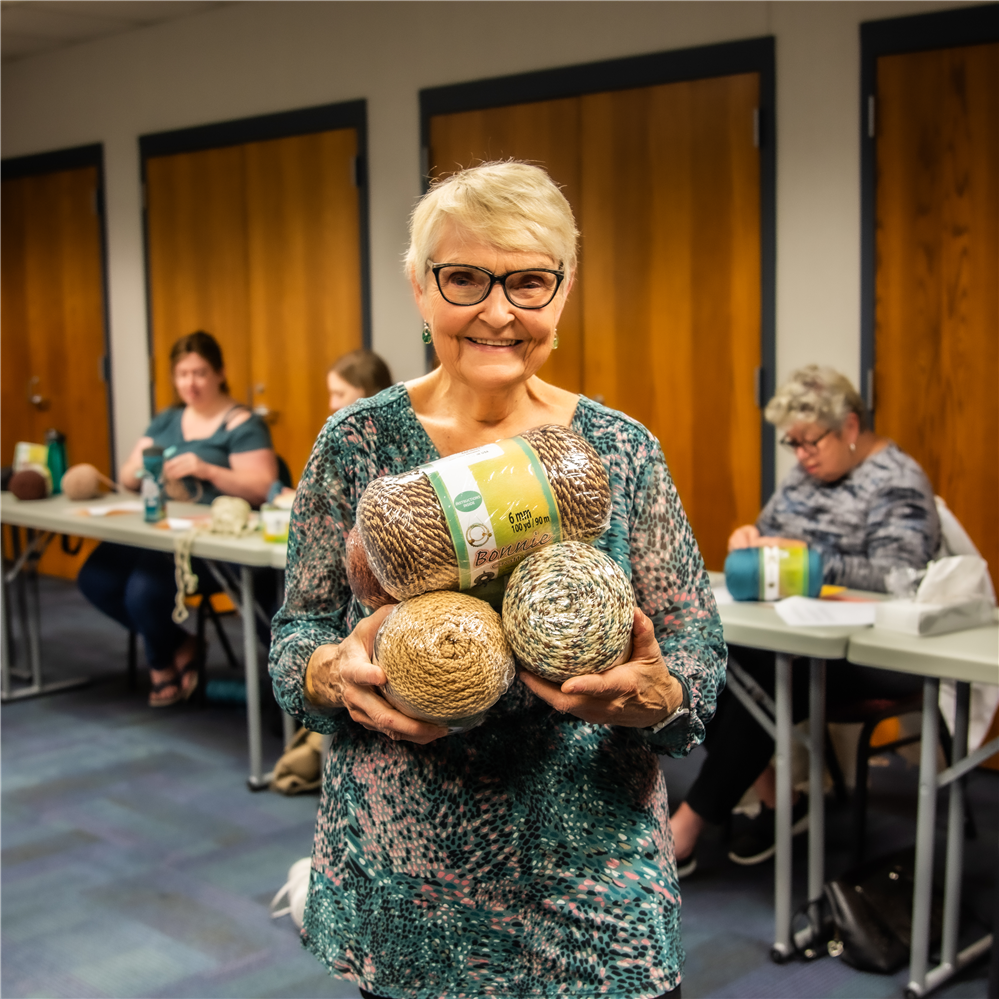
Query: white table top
[[709, 572, 871, 659], [1, 491, 287, 569], [848, 620, 999, 685]]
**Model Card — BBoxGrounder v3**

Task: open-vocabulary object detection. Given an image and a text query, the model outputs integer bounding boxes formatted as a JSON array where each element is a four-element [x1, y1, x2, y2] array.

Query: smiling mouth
[[467, 337, 522, 347]]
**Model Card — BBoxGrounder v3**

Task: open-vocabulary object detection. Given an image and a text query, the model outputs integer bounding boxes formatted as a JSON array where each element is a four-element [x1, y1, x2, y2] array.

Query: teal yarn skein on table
[[725, 546, 823, 601]]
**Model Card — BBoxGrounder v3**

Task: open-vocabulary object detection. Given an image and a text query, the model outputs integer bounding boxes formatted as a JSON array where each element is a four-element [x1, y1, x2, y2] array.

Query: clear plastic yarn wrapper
[[345, 526, 398, 610], [502, 541, 636, 682], [356, 424, 612, 601], [373, 591, 516, 732]]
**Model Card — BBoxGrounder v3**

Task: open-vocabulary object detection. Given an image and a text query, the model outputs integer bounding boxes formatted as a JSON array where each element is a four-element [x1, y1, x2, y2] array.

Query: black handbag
[[795, 847, 942, 974]]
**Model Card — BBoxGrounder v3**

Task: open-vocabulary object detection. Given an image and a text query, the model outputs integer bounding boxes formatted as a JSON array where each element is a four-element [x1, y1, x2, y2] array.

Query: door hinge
[[866, 368, 875, 413], [752, 108, 761, 149], [867, 95, 876, 139]]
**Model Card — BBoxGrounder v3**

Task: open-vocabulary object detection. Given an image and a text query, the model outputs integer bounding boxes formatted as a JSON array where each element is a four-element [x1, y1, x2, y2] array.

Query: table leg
[[940, 681, 969, 973], [808, 658, 826, 914], [241, 565, 267, 791], [772, 652, 793, 962], [1, 572, 10, 699], [908, 677, 940, 995]]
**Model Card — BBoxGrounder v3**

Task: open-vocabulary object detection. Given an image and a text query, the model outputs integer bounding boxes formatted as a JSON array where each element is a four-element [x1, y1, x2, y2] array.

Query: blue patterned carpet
[[2, 577, 995, 998]]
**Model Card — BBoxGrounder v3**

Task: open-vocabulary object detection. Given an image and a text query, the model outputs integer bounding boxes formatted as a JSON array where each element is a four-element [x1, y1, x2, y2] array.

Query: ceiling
[[1, 0, 231, 63]]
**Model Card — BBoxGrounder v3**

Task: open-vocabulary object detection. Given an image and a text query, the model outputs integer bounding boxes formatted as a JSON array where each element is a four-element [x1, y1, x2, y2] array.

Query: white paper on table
[[84, 501, 144, 516], [165, 517, 195, 530], [774, 595, 877, 627], [712, 585, 734, 605]]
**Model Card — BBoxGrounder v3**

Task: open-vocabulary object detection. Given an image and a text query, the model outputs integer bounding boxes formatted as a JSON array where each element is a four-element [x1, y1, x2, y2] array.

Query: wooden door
[[874, 43, 998, 587], [244, 130, 363, 480], [427, 74, 762, 570], [580, 75, 761, 573], [145, 129, 363, 482], [429, 99, 584, 395], [145, 147, 251, 411], [1, 165, 111, 578]]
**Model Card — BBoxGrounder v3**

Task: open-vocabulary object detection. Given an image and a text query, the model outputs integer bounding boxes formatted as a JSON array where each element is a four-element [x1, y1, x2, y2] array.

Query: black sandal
[[149, 671, 184, 708]]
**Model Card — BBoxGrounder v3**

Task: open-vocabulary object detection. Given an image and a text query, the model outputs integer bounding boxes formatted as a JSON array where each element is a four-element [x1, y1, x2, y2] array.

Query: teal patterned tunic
[[269, 383, 727, 999]]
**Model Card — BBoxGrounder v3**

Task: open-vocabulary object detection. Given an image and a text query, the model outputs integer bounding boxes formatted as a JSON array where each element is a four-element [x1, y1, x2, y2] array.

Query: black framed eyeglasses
[[430, 262, 564, 309], [779, 427, 833, 454]]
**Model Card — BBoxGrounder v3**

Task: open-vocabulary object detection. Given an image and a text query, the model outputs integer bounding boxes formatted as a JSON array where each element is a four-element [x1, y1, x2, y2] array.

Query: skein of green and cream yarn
[[502, 541, 635, 682], [373, 591, 515, 732]]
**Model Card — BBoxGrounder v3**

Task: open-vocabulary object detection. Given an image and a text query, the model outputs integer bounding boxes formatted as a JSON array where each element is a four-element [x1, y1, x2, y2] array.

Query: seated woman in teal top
[[78, 331, 278, 707]]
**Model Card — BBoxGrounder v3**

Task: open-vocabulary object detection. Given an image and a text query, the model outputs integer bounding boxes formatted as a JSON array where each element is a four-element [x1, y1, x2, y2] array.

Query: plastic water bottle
[[142, 446, 166, 523], [45, 429, 67, 495]]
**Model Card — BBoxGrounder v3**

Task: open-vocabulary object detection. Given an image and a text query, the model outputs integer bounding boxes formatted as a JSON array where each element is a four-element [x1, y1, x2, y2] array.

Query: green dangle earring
[[422, 321, 433, 344], [552, 328, 559, 350]]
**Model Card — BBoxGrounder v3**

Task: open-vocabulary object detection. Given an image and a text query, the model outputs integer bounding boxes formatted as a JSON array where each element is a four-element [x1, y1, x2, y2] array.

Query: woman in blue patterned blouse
[[269, 161, 726, 999], [671, 365, 939, 872]]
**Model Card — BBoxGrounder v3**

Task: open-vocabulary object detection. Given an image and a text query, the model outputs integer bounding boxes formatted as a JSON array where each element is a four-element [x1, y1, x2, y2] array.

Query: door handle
[[27, 376, 49, 410]]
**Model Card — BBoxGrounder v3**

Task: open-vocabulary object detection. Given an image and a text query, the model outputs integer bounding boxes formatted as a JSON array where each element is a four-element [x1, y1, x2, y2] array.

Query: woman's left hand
[[164, 451, 209, 482], [519, 608, 685, 728]]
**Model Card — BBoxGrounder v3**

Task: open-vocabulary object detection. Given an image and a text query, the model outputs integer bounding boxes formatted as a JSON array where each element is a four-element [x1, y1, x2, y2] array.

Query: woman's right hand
[[728, 524, 761, 551], [304, 605, 449, 745]]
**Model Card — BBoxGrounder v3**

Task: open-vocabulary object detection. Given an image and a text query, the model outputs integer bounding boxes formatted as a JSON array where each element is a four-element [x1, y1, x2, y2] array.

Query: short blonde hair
[[405, 161, 579, 288], [765, 365, 869, 431]]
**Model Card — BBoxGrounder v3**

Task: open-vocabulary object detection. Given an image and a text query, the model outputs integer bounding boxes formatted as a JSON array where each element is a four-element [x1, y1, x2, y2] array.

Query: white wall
[[1, 0, 974, 478]]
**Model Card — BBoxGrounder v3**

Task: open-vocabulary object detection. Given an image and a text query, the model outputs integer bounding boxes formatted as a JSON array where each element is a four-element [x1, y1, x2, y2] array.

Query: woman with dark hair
[[326, 348, 393, 413], [78, 331, 277, 707]]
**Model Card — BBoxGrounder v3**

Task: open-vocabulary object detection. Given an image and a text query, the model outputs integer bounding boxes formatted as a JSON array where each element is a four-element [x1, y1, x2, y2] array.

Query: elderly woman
[[671, 366, 939, 872], [269, 162, 726, 999]]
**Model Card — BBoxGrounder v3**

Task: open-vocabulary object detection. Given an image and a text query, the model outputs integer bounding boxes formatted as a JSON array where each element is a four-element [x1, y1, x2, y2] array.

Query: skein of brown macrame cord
[[60, 463, 122, 501]]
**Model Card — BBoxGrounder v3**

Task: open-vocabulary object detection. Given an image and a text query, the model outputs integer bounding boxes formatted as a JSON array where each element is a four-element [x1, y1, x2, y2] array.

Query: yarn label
[[419, 437, 562, 589], [759, 545, 810, 600]]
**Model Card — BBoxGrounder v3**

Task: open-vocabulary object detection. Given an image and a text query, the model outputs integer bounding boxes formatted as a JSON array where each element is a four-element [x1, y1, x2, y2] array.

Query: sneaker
[[675, 851, 698, 879], [727, 795, 809, 866]]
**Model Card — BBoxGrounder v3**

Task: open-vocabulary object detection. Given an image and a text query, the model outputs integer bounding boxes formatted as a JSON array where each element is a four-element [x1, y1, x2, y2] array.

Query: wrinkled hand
[[305, 605, 448, 745], [728, 524, 805, 551], [164, 451, 208, 482], [519, 608, 684, 728], [728, 524, 761, 550]]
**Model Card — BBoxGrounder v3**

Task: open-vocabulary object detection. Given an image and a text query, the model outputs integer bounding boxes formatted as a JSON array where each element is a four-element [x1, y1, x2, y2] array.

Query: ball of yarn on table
[[373, 591, 515, 731], [502, 541, 635, 682], [61, 463, 117, 501], [357, 425, 612, 600], [345, 525, 397, 610], [8, 469, 49, 500]]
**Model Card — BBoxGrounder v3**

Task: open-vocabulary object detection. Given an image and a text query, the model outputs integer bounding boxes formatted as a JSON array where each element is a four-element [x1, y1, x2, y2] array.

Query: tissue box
[[875, 597, 997, 637]]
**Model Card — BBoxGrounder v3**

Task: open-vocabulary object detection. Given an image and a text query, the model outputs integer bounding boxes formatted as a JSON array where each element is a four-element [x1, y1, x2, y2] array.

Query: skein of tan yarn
[[357, 425, 612, 600], [373, 591, 515, 731], [61, 463, 120, 501]]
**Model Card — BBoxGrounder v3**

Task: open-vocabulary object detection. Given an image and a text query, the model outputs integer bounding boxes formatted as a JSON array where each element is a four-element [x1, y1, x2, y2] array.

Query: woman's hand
[[304, 605, 449, 745], [519, 609, 685, 729], [727, 524, 806, 551], [164, 451, 209, 483], [728, 524, 761, 550]]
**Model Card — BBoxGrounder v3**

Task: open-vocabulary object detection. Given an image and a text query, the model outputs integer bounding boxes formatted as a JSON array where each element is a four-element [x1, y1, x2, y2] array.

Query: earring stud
[[421, 321, 432, 345]]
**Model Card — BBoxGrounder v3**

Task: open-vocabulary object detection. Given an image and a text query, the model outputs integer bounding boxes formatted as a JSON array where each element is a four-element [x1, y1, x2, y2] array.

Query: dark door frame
[[859, 3, 999, 423], [138, 99, 371, 414], [1, 143, 117, 471], [419, 37, 777, 504]]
